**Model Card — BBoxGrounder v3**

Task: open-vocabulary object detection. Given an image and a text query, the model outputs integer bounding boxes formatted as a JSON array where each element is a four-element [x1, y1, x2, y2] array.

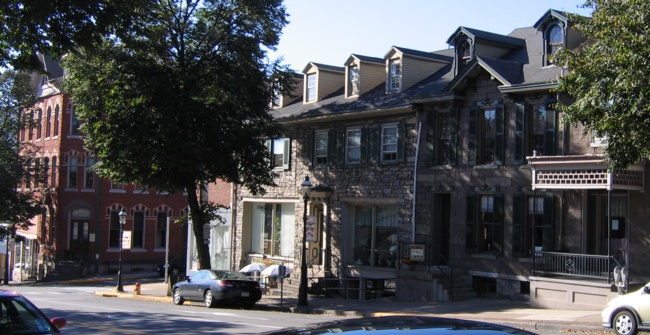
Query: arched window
[[457, 39, 471, 73], [45, 106, 52, 138], [546, 24, 563, 65], [36, 109, 42, 139], [53, 105, 60, 137], [68, 103, 80, 136]]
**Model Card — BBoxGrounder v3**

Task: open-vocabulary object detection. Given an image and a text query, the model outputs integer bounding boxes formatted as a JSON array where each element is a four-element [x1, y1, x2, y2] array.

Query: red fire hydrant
[[134, 282, 141, 295]]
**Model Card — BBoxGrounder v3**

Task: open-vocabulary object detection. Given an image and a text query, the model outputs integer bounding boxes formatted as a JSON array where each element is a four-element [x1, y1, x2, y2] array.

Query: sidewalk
[[76, 272, 606, 334]]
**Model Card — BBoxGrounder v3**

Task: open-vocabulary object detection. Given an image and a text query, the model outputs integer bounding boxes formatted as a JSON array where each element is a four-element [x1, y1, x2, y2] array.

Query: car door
[[636, 285, 650, 326], [182, 271, 203, 301]]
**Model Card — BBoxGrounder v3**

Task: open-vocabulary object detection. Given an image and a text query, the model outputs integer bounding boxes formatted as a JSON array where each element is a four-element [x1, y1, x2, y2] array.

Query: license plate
[[241, 292, 250, 297]]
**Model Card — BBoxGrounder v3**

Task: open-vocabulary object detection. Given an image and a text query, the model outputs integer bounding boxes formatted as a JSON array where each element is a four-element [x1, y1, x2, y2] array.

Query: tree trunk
[[186, 182, 211, 269]]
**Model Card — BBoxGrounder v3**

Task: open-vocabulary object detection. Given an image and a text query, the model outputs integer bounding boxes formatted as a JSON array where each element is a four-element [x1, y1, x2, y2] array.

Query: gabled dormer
[[302, 62, 344, 104], [533, 9, 583, 67], [271, 73, 303, 109], [343, 54, 384, 98], [384, 46, 452, 94], [446, 27, 525, 75]]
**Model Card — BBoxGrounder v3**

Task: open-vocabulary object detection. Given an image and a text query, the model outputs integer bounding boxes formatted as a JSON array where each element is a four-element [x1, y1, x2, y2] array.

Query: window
[[45, 107, 51, 138], [468, 104, 504, 166], [457, 39, 471, 73], [426, 110, 457, 166], [513, 194, 554, 258], [134, 184, 148, 193], [27, 112, 33, 140], [350, 205, 398, 268], [466, 194, 503, 254], [109, 210, 121, 248], [546, 24, 563, 65], [50, 156, 57, 187], [155, 212, 167, 248], [42, 157, 49, 188], [314, 131, 329, 165], [36, 109, 42, 139], [133, 211, 145, 249], [346, 128, 361, 164], [265, 138, 290, 170], [69, 103, 80, 136], [389, 59, 401, 92], [53, 105, 59, 137], [381, 124, 398, 162], [514, 100, 557, 164], [111, 180, 125, 191], [250, 203, 295, 257], [307, 74, 316, 101], [349, 65, 359, 96], [84, 156, 95, 189], [67, 156, 78, 188]]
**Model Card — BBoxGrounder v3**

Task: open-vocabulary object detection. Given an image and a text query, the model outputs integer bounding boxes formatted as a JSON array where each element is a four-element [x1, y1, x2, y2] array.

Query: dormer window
[[307, 74, 316, 101], [349, 65, 359, 96], [389, 59, 401, 92], [545, 24, 563, 65]]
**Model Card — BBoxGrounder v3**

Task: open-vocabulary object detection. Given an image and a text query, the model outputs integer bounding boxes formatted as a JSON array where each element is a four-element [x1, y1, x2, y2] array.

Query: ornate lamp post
[[298, 175, 312, 306], [116, 209, 127, 292]]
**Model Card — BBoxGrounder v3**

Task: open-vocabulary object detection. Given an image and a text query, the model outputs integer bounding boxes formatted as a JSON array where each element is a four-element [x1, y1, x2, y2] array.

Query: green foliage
[[0, 0, 148, 71], [63, 0, 291, 268], [554, 0, 650, 171], [0, 70, 43, 235]]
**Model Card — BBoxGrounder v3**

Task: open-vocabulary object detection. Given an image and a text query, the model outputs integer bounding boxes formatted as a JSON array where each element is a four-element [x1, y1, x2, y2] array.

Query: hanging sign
[[305, 216, 317, 242]]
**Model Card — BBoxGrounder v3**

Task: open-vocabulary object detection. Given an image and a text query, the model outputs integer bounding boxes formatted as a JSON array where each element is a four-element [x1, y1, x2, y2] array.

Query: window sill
[[81, 188, 94, 193], [153, 248, 167, 252], [473, 164, 498, 170], [109, 189, 126, 193], [471, 253, 497, 260], [129, 248, 147, 253]]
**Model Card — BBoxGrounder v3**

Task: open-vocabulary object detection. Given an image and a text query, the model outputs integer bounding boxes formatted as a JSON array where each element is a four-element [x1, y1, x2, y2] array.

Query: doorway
[[432, 194, 451, 264]]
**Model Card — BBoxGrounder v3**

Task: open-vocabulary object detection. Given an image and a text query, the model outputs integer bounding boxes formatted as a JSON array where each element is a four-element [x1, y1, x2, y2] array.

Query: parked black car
[[156, 255, 186, 278], [0, 289, 67, 334], [172, 269, 263, 308], [261, 316, 539, 335]]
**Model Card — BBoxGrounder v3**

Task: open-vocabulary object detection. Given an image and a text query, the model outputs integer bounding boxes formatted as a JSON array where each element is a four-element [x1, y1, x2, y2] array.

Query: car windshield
[[0, 296, 57, 334]]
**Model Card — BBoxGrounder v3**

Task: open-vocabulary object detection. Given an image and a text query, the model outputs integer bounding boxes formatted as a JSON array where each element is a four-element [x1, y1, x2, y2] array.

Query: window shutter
[[545, 99, 557, 156], [368, 126, 380, 164], [494, 104, 505, 165], [305, 130, 314, 167], [361, 127, 370, 163], [397, 122, 405, 162], [327, 129, 336, 165], [465, 194, 477, 253], [282, 138, 291, 170], [543, 193, 555, 251], [425, 113, 435, 166], [265, 139, 272, 167], [448, 108, 458, 166], [492, 193, 504, 254], [514, 102, 525, 164], [512, 193, 524, 258], [468, 107, 477, 166], [336, 128, 345, 165]]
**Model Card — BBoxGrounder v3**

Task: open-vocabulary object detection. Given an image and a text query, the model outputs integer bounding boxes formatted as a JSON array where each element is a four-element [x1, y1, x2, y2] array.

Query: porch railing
[[533, 251, 612, 281]]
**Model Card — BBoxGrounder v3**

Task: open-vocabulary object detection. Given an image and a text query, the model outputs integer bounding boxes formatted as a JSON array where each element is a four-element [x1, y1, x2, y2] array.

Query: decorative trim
[[475, 185, 499, 193], [431, 184, 453, 192]]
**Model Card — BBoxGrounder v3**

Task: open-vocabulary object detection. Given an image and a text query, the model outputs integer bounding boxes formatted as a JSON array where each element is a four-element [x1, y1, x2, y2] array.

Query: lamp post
[[298, 175, 312, 306], [116, 209, 126, 292]]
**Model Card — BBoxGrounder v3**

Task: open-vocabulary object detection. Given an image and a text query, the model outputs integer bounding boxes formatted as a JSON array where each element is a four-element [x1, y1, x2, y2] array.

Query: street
[[9, 284, 341, 334]]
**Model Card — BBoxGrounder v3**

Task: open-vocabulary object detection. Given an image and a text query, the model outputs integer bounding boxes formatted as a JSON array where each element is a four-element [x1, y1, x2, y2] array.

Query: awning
[[527, 154, 645, 191]]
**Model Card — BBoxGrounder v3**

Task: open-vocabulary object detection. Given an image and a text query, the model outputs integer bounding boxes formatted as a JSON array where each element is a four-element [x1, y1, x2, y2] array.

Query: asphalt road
[[10, 284, 340, 334]]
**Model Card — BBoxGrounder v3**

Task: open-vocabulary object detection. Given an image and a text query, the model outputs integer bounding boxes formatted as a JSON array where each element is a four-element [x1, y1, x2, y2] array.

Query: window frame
[[84, 156, 95, 189], [380, 123, 398, 162], [108, 210, 120, 248], [544, 23, 564, 66], [306, 73, 317, 102], [512, 193, 554, 258], [346, 128, 362, 164], [53, 105, 59, 137], [348, 65, 359, 96], [265, 137, 290, 171], [68, 103, 80, 136], [514, 99, 557, 164], [67, 156, 78, 189], [388, 59, 402, 92], [348, 205, 399, 268], [132, 211, 146, 249], [250, 202, 295, 257], [466, 193, 504, 255], [155, 212, 168, 249], [468, 104, 504, 166]]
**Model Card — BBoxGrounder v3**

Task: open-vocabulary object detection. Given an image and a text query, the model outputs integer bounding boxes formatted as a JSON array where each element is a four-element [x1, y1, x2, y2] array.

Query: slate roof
[[350, 54, 384, 64], [303, 62, 345, 73], [446, 26, 525, 48], [390, 46, 454, 63]]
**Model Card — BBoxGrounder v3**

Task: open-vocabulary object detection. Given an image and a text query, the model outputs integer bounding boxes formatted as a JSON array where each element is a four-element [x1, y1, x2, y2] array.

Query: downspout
[[412, 120, 422, 242]]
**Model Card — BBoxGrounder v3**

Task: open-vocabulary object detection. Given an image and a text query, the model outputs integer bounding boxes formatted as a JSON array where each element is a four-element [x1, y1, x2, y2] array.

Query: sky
[[267, 1, 593, 71]]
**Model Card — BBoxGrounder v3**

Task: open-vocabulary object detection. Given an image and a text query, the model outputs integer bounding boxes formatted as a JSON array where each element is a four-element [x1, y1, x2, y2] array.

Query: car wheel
[[204, 290, 216, 308], [614, 310, 638, 335], [173, 288, 184, 305]]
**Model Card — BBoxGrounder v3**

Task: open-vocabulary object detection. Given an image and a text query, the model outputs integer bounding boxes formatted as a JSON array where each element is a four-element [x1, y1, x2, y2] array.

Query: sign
[[305, 216, 317, 242], [122, 231, 132, 250], [410, 244, 425, 262]]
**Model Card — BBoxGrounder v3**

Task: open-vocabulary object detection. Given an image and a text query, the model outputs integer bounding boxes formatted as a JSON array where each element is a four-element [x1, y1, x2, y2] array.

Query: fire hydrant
[[134, 282, 141, 295]]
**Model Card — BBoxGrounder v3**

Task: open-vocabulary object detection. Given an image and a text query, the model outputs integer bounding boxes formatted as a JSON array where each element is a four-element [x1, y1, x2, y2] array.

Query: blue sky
[[267, 1, 593, 71]]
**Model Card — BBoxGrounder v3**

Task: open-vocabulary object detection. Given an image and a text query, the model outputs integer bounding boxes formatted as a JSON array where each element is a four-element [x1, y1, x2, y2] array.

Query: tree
[[0, 0, 148, 71], [63, 0, 293, 269], [554, 0, 650, 171], [0, 70, 43, 238]]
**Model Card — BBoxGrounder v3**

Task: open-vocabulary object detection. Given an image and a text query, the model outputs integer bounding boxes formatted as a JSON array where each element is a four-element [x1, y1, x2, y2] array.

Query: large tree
[[0, 70, 43, 237], [63, 0, 292, 269], [554, 0, 650, 171], [0, 0, 148, 71]]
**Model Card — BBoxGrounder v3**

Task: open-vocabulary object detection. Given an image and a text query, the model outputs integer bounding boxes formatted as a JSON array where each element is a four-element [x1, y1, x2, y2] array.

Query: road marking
[[175, 309, 269, 321]]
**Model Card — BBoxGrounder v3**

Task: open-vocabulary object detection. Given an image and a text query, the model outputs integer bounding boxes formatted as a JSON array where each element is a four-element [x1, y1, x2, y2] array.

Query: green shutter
[[397, 122, 405, 162], [468, 107, 477, 166], [361, 127, 369, 163], [369, 126, 380, 164], [512, 194, 525, 258], [448, 108, 458, 166], [265, 139, 272, 167], [305, 130, 314, 167], [545, 99, 557, 156], [493, 194, 504, 254], [543, 193, 555, 251], [282, 138, 291, 170], [327, 129, 336, 165], [514, 102, 525, 164], [494, 104, 505, 165], [336, 128, 345, 165], [425, 113, 435, 166], [466, 194, 477, 253]]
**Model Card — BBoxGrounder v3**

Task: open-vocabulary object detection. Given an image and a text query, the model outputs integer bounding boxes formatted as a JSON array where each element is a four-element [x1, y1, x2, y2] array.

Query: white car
[[602, 283, 650, 335]]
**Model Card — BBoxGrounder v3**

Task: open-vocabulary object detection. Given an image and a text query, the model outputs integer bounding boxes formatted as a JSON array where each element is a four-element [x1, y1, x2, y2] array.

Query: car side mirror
[[186, 277, 191, 283]]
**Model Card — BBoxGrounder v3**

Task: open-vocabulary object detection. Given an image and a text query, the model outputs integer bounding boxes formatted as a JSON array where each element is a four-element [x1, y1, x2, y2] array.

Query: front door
[[432, 194, 451, 265], [69, 219, 89, 260]]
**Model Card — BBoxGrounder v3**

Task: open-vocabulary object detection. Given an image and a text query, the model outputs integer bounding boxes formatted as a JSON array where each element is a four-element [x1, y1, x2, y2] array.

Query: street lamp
[[298, 175, 312, 306], [116, 209, 127, 292]]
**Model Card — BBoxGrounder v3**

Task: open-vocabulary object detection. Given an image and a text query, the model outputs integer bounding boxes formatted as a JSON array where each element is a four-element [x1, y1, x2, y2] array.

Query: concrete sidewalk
[[80, 273, 606, 334]]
